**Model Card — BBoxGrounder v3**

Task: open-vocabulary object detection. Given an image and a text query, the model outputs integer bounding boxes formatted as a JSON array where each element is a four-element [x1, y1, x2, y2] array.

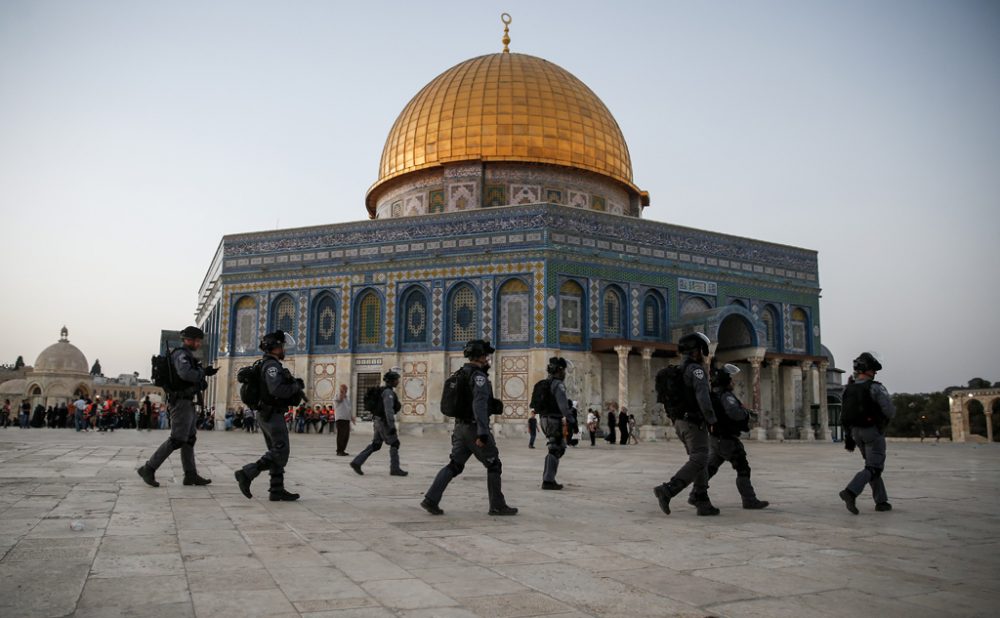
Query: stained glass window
[[403, 288, 428, 344], [357, 291, 381, 347], [680, 296, 711, 316], [273, 295, 295, 335], [790, 307, 808, 353], [313, 294, 337, 348], [643, 294, 661, 338], [559, 280, 584, 345], [233, 296, 257, 354], [449, 283, 478, 344], [499, 279, 529, 344], [603, 287, 622, 336], [762, 305, 779, 350]]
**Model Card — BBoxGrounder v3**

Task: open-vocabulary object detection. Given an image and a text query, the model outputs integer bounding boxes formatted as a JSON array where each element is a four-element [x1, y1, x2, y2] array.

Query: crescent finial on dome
[[60, 326, 68, 342], [501, 13, 511, 53]]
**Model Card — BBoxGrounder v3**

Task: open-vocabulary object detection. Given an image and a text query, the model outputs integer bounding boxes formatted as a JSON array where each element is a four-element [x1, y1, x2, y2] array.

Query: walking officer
[[234, 330, 305, 501], [689, 364, 769, 509], [653, 332, 720, 516], [350, 371, 408, 477], [137, 326, 217, 487], [421, 339, 517, 516], [839, 352, 895, 514], [533, 357, 574, 490]]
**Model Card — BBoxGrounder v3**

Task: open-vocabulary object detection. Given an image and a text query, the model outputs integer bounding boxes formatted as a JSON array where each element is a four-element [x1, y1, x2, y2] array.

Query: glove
[[844, 433, 856, 452], [204, 366, 219, 377]]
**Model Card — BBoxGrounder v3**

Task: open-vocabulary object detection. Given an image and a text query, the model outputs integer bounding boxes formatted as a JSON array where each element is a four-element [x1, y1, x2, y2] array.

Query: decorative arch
[[760, 304, 781, 351], [716, 313, 758, 351], [447, 282, 480, 347], [601, 285, 625, 337], [680, 295, 712, 316], [729, 299, 747, 309], [310, 292, 338, 350], [642, 290, 665, 339], [559, 279, 586, 346], [269, 294, 297, 338], [497, 278, 530, 345], [74, 384, 90, 399], [354, 289, 384, 348], [400, 285, 430, 346], [232, 295, 258, 355]]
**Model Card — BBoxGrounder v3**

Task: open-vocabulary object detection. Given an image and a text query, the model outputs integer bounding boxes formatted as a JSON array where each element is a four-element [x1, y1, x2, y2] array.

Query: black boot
[[695, 499, 720, 516], [541, 481, 563, 490], [269, 488, 300, 502], [183, 473, 212, 486], [420, 498, 444, 515], [136, 465, 159, 488], [489, 505, 518, 516], [875, 502, 892, 512], [390, 469, 409, 477], [234, 469, 253, 499], [839, 489, 859, 515], [742, 498, 769, 509]]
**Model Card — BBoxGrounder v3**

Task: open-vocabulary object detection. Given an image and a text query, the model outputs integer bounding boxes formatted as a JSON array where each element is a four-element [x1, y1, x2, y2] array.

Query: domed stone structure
[[194, 18, 829, 440], [34, 326, 90, 375], [367, 52, 647, 219]]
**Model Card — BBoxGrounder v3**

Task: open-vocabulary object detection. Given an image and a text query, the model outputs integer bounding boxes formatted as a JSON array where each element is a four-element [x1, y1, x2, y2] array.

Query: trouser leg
[[468, 429, 507, 510], [351, 427, 383, 468], [336, 420, 350, 453], [147, 399, 195, 471], [847, 427, 886, 500], [389, 442, 402, 473], [541, 417, 565, 483], [589, 431, 596, 446], [726, 439, 758, 502], [671, 420, 710, 495], [425, 428, 472, 505], [246, 413, 290, 491]]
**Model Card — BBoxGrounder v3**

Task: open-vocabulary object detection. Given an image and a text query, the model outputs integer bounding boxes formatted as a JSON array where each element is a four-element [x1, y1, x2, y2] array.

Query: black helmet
[[463, 339, 496, 358], [259, 330, 287, 352], [711, 363, 740, 388], [180, 326, 205, 340], [677, 332, 710, 356], [384, 370, 400, 383], [853, 352, 882, 373], [547, 357, 568, 374]]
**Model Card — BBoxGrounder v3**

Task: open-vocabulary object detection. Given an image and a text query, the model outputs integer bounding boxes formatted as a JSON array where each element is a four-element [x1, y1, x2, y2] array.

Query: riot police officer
[[234, 330, 305, 501], [137, 326, 217, 488], [653, 332, 720, 516], [350, 370, 407, 477], [689, 364, 769, 509], [839, 352, 895, 514], [421, 339, 517, 516], [535, 357, 574, 490]]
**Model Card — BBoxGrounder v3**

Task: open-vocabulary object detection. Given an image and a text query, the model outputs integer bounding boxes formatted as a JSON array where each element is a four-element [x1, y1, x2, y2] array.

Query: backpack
[[237, 361, 264, 409], [364, 386, 386, 418], [151, 349, 177, 391], [655, 365, 687, 421], [529, 379, 558, 416], [441, 367, 473, 420]]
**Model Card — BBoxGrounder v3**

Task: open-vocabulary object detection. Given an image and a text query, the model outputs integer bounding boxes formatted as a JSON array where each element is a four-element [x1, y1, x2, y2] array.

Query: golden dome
[[367, 52, 638, 214]]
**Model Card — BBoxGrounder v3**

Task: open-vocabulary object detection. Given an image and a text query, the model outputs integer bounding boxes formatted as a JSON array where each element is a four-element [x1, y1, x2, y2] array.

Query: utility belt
[[454, 417, 476, 426]]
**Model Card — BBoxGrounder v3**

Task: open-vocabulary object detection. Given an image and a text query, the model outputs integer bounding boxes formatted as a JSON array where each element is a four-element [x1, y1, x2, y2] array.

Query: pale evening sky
[[1, 0, 998, 393]]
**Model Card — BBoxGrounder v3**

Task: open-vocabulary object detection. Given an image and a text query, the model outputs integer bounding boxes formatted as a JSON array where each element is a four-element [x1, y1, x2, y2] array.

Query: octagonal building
[[194, 40, 830, 440]]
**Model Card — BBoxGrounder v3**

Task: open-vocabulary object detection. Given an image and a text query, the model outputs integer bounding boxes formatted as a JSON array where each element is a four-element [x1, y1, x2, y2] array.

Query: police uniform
[[351, 376, 406, 476], [840, 370, 895, 513], [540, 375, 572, 488], [140, 343, 211, 485], [653, 333, 720, 516], [694, 381, 768, 509], [422, 360, 516, 515], [236, 352, 303, 500]]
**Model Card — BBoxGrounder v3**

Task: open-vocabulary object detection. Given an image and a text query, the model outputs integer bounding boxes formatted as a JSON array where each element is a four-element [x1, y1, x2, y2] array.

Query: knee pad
[[548, 444, 566, 459], [188, 435, 197, 447], [732, 455, 751, 477], [446, 458, 465, 477], [370, 441, 383, 452], [168, 437, 186, 449], [389, 440, 401, 450], [486, 457, 503, 475], [865, 465, 882, 479]]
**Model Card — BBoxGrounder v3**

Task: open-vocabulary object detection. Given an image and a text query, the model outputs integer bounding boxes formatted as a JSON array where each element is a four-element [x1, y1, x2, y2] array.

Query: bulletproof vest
[[371, 387, 401, 418], [681, 358, 705, 423], [171, 348, 202, 398], [261, 358, 299, 407], [841, 380, 883, 428]]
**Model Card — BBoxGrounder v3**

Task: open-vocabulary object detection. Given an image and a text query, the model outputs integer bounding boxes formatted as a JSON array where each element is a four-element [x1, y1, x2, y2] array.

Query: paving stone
[[362, 578, 459, 609]]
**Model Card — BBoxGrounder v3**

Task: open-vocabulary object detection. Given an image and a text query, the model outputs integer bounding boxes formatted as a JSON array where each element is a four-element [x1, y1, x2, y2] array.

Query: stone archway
[[950, 389, 1000, 442]]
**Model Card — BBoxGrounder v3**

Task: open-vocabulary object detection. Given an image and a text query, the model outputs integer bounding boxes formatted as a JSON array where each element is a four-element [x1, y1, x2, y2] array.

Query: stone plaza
[[0, 429, 997, 618]]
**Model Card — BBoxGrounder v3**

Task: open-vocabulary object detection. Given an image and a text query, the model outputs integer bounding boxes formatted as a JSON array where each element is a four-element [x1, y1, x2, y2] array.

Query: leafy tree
[[14, 356, 24, 369], [967, 377, 992, 389]]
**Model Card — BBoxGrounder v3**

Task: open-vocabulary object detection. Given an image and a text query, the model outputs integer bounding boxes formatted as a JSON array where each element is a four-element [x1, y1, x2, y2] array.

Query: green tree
[[967, 378, 992, 389], [13, 355, 24, 369]]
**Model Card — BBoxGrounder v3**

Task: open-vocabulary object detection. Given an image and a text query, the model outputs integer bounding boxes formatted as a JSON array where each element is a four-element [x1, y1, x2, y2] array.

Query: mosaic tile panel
[[484, 184, 506, 207], [544, 188, 563, 204], [448, 183, 476, 211], [631, 287, 640, 338], [432, 285, 443, 346], [500, 354, 529, 419], [589, 278, 600, 334], [510, 184, 541, 205], [428, 189, 445, 214], [401, 360, 428, 416], [481, 277, 494, 342], [591, 195, 605, 212]]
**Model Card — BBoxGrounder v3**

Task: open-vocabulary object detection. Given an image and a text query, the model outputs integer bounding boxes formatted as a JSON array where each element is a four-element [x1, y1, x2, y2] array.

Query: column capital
[[747, 355, 765, 368], [614, 345, 632, 357], [801, 360, 814, 371], [767, 358, 782, 369], [817, 360, 829, 371], [640, 347, 654, 360]]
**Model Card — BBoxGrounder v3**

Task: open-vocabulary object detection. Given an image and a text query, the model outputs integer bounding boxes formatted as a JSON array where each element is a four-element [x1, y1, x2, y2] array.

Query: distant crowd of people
[[1, 396, 172, 431]]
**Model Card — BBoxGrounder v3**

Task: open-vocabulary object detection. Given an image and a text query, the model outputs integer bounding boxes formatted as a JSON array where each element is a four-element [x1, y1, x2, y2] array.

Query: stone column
[[640, 347, 654, 425], [817, 361, 830, 441], [768, 359, 783, 441], [614, 345, 630, 415], [987, 410, 994, 443], [800, 361, 815, 440], [748, 356, 765, 440]]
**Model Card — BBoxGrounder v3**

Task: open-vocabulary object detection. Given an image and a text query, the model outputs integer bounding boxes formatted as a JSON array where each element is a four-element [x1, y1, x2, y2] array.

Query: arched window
[[448, 283, 479, 345], [642, 293, 662, 338], [233, 296, 257, 354], [602, 287, 624, 337], [790, 307, 809, 353], [401, 287, 429, 344], [730, 299, 747, 309], [559, 280, 585, 345], [498, 279, 530, 344], [680, 296, 712, 316], [271, 295, 296, 334], [312, 294, 338, 349], [761, 305, 779, 351], [356, 290, 382, 347]]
